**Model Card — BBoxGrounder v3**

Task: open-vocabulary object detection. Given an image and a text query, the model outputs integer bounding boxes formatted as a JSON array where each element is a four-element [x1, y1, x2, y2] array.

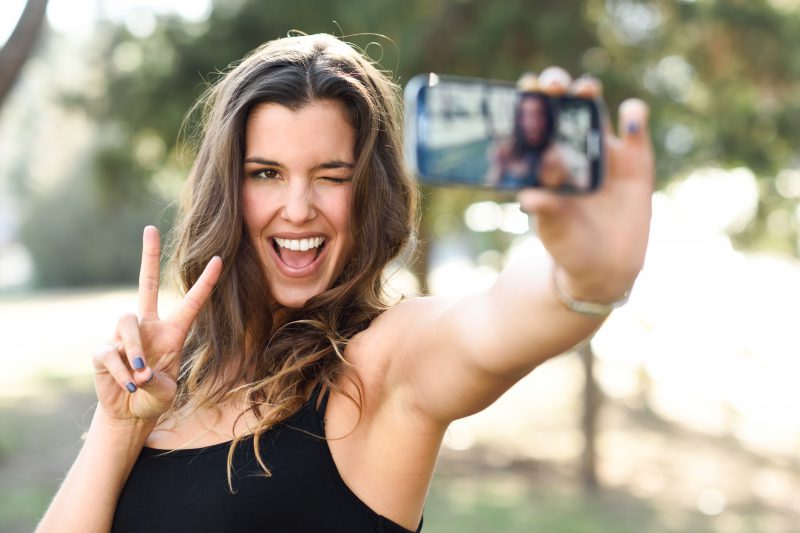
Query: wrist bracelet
[[551, 267, 631, 317]]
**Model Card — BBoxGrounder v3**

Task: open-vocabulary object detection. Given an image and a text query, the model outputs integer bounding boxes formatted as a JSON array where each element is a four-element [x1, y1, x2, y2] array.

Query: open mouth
[[272, 237, 326, 270]]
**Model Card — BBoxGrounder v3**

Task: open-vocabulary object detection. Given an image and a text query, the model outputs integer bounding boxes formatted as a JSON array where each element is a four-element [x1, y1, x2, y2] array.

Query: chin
[[270, 284, 327, 310]]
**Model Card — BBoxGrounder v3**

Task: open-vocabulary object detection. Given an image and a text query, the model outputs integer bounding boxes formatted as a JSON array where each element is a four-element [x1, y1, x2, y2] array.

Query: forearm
[[460, 252, 604, 378], [37, 406, 155, 533], [497, 252, 610, 363]]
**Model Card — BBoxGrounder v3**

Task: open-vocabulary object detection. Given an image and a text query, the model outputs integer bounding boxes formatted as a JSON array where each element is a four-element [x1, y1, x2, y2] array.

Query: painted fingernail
[[144, 371, 154, 384], [133, 357, 145, 370], [627, 122, 641, 135], [126, 382, 137, 393]]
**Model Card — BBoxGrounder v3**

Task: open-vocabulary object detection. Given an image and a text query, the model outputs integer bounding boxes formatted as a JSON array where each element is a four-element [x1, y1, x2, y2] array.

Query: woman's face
[[519, 97, 547, 145], [242, 100, 355, 309]]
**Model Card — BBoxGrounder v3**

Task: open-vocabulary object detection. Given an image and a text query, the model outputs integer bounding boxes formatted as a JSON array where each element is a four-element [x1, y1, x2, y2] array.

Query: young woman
[[38, 33, 653, 533]]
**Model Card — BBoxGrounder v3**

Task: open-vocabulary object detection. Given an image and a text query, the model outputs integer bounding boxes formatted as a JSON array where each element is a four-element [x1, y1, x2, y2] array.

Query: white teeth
[[274, 237, 325, 251]]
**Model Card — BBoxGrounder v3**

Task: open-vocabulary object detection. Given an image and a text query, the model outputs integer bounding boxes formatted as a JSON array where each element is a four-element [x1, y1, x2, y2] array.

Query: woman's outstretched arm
[[37, 227, 222, 532], [380, 69, 654, 424]]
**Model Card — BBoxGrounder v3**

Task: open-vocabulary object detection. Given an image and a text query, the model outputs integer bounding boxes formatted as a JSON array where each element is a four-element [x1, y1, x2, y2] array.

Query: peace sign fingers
[[168, 255, 223, 335], [94, 227, 223, 422], [138, 226, 162, 319]]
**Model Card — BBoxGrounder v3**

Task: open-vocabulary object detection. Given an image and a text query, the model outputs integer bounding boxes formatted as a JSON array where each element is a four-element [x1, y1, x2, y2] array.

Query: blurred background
[[1, 0, 799, 531]]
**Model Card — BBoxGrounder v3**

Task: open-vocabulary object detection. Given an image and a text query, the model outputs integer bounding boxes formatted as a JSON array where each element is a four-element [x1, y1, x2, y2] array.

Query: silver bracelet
[[551, 267, 631, 317]]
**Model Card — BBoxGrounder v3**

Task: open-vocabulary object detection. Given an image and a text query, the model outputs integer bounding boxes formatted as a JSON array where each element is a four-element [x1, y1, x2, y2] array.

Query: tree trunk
[[0, 0, 49, 110], [579, 338, 600, 491]]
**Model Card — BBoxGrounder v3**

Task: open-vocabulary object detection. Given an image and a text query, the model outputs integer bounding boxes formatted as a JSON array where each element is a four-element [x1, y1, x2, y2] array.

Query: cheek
[[241, 185, 266, 233], [335, 193, 354, 242], [320, 188, 353, 235]]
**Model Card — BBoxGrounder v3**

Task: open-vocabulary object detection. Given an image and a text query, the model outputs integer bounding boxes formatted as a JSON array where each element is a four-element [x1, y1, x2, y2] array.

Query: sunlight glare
[[47, 0, 97, 37], [670, 167, 758, 233], [593, 184, 800, 457]]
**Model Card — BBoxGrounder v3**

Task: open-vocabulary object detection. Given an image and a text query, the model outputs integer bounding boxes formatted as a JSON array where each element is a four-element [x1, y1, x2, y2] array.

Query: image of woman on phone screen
[[487, 88, 592, 191], [488, 92, 555, 188]]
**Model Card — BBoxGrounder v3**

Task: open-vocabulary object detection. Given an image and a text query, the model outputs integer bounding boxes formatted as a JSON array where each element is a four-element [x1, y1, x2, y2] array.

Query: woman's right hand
[[92, 226, 222, 422]]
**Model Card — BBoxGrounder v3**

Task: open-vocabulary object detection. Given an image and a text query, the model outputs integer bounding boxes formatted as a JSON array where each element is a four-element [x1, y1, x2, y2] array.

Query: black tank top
[[112, 385, 423, 532]]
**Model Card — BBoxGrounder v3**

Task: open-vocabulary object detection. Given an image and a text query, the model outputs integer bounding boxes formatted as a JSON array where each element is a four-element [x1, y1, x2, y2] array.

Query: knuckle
[[117, 312, 137, 327], [123, 338, 143, 355], [110, 365, 126, 380], [93, 343, 116, 361], [184, 294, 202, 313], [141, 275, 159, 292]]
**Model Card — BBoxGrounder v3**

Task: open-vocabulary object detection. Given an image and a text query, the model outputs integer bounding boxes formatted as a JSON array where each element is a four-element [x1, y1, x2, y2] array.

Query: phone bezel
[[403, 73, 605, 193]]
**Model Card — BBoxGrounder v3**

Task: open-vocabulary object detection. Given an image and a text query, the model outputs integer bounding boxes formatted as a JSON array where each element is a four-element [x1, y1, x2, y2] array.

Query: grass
[[425, 473, 682, 533]]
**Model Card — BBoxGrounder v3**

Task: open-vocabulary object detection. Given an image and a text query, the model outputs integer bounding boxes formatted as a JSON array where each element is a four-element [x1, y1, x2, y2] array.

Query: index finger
[[169, 256, 223, 333], [139, 226, 161, 318]]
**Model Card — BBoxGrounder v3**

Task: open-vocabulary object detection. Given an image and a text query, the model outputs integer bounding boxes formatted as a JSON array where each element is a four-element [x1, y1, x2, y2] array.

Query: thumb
[[617, 98, 650, 141], [132, 369, 178, 419], [612, 98, 655, 187]]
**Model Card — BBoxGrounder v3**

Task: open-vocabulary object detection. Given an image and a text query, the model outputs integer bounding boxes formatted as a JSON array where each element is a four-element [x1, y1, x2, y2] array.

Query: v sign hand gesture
[[38, 227, 222, 533], [92, 226, 222, 422]]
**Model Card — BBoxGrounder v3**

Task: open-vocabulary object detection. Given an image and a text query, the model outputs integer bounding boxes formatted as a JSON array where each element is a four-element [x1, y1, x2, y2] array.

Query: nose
[[280, 179, 316, 225]]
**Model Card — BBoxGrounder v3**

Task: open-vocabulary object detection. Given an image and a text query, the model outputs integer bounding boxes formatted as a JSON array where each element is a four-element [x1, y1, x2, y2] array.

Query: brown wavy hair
[[165, 33, 418, 486]]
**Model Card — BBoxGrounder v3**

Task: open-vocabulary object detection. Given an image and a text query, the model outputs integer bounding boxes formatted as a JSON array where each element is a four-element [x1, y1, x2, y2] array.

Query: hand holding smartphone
[[404, 74, 604, 193]]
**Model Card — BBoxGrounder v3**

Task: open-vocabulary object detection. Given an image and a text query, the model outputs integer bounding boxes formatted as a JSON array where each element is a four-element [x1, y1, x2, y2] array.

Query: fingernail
[[627, 122, 641, 135], [144, 371, 154, 384], [126, 382, 137, 393], [133, 357, 145, 370]]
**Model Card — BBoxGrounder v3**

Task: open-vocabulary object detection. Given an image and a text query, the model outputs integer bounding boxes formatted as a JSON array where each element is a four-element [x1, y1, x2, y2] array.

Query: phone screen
[[405, 74, 603, 193]]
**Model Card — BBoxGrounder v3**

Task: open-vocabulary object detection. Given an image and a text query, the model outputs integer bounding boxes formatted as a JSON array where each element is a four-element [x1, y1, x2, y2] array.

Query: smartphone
[[404, 73, 604, 193]]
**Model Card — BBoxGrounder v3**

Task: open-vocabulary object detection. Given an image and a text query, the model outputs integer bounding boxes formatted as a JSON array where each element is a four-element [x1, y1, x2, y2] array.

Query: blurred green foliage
[[19, 166, 172, 287], [15, 0, 800, 286]]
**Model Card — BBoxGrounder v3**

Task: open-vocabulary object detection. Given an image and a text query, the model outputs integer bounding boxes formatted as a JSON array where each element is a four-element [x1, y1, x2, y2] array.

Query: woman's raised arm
[[381, 68, 654, 425], [37, 226, 222, 533]]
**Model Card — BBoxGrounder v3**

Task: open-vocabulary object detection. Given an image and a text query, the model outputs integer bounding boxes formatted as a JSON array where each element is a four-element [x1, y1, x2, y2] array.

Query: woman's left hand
[[518, 67, 655, 302]]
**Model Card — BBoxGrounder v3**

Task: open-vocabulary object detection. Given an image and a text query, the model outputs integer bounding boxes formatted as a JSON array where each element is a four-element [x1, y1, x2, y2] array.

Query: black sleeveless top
[[112, 385, 423, 533]]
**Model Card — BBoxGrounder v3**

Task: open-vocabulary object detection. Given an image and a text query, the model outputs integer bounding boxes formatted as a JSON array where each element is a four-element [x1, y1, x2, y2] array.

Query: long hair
[[165, 33, 418, 486], [511, 92, 555, 157]]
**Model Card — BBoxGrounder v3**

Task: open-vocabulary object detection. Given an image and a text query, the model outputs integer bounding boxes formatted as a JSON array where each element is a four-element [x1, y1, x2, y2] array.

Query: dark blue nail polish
[[133, 357, 145, 370], [627, 122, 641, 135], [126, 382, 137, 393]]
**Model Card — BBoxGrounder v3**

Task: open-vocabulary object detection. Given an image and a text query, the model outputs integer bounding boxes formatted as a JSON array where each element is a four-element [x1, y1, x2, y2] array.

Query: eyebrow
[[243, 157, 354, 171]]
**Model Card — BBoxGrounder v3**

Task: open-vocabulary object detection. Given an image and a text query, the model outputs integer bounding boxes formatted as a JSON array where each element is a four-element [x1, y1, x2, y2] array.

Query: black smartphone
[[404, 73, 604, 193]]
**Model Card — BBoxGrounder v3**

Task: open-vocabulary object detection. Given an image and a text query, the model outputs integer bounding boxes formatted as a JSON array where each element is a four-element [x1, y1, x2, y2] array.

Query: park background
[[1, 0, 799, 531]]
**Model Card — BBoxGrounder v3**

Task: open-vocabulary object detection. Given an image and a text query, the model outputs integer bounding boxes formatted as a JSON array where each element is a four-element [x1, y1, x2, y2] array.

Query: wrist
[[551, 265, 635, 317], [89, 404, 156, 444]]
